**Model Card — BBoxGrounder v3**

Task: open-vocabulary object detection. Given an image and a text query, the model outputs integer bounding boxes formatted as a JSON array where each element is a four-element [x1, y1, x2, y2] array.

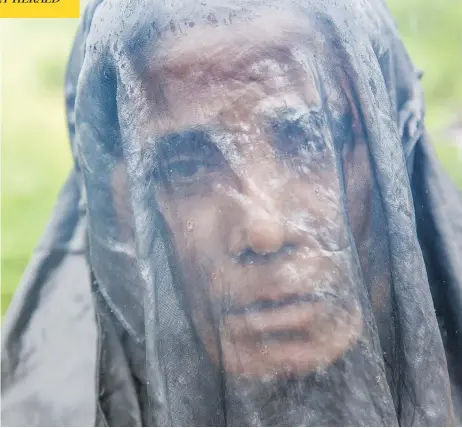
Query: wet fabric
[[2, 0, 462, 426]]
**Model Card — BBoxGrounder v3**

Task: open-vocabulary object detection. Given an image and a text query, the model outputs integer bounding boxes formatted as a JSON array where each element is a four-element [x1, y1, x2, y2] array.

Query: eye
[[166, 157, 207, 183], [271, 118, 305, 155], [155, 129, 225, 188], [270, 116, 324, 157]]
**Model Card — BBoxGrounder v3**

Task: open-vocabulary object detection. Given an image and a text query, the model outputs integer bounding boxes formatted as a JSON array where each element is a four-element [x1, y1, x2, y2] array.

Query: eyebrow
[[272, 107, 324, 125], [155, 127, 214, 161], [153, 108, 325, 162], [266, 107, 325, 139]]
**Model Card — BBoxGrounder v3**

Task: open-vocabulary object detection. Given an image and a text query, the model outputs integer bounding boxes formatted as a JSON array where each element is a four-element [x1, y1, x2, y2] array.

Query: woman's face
[[144, 14, 366, 378]]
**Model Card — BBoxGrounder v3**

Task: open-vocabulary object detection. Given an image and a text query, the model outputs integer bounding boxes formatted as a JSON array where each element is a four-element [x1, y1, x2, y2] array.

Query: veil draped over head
[[2, 0, 462, 426]]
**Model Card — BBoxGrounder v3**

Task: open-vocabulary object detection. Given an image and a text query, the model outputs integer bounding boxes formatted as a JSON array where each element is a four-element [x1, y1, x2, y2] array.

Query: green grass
[[1, 19, 78, 315], [1, 0, 462, 316]]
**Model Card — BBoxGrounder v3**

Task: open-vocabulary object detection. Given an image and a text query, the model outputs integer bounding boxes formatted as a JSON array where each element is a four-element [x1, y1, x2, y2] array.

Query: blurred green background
[[1, 0, 462, 316]]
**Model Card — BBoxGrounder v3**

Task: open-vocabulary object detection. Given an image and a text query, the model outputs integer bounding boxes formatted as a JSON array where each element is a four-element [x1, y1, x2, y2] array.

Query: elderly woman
[[2, 0, 462, 425]]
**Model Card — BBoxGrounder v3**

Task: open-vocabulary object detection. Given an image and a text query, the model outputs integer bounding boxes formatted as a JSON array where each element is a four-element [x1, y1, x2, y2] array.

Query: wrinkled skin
[[122, 12, 374, 378]]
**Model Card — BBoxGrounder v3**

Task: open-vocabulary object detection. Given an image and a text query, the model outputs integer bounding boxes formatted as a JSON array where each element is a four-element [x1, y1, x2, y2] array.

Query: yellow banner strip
[[0, 0, 80, 18]]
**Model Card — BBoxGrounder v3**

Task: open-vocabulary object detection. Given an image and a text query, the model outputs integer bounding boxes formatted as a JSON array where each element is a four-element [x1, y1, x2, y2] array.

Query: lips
[[221, 290, 346, 344], [218, 292, 363, 377], [225, 291, 337, 316]]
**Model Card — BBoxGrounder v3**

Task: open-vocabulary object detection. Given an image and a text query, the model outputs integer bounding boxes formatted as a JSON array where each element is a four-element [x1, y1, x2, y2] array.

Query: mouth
[[216, 289, 362, 377], [224, 291, 337, 316], [221, 289, 350, 349]]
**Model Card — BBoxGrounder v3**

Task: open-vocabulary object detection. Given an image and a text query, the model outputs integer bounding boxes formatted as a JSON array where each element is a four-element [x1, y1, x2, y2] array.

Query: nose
[[229, 170, 289, 262], [246, 210, 285, 255]]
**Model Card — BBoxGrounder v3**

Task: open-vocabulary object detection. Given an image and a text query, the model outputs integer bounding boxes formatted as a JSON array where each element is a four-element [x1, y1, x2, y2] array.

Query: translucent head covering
[[70, 0, 459, 425]]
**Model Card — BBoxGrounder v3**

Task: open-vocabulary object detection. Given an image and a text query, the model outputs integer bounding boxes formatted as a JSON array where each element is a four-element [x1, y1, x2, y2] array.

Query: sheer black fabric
[[2, 0, 462, 425]]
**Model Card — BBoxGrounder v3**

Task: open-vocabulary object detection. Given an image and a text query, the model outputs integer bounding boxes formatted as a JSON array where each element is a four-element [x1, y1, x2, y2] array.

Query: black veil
[[2, 0, 461, 425]]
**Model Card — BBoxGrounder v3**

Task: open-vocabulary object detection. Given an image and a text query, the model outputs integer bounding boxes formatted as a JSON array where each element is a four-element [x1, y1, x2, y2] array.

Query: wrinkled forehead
[[139, 11, 344, 137]]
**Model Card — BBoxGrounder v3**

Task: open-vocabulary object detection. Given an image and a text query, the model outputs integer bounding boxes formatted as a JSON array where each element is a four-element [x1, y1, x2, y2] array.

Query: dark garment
[[2, 0, 462, 425]]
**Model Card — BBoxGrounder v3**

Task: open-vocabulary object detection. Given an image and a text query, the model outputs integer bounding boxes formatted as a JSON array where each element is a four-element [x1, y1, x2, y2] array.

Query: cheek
[[281, 164, 352, 252], [286, 169, 345, 224], [343, 143, 372, 243], [156, 191, 229, 260]]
